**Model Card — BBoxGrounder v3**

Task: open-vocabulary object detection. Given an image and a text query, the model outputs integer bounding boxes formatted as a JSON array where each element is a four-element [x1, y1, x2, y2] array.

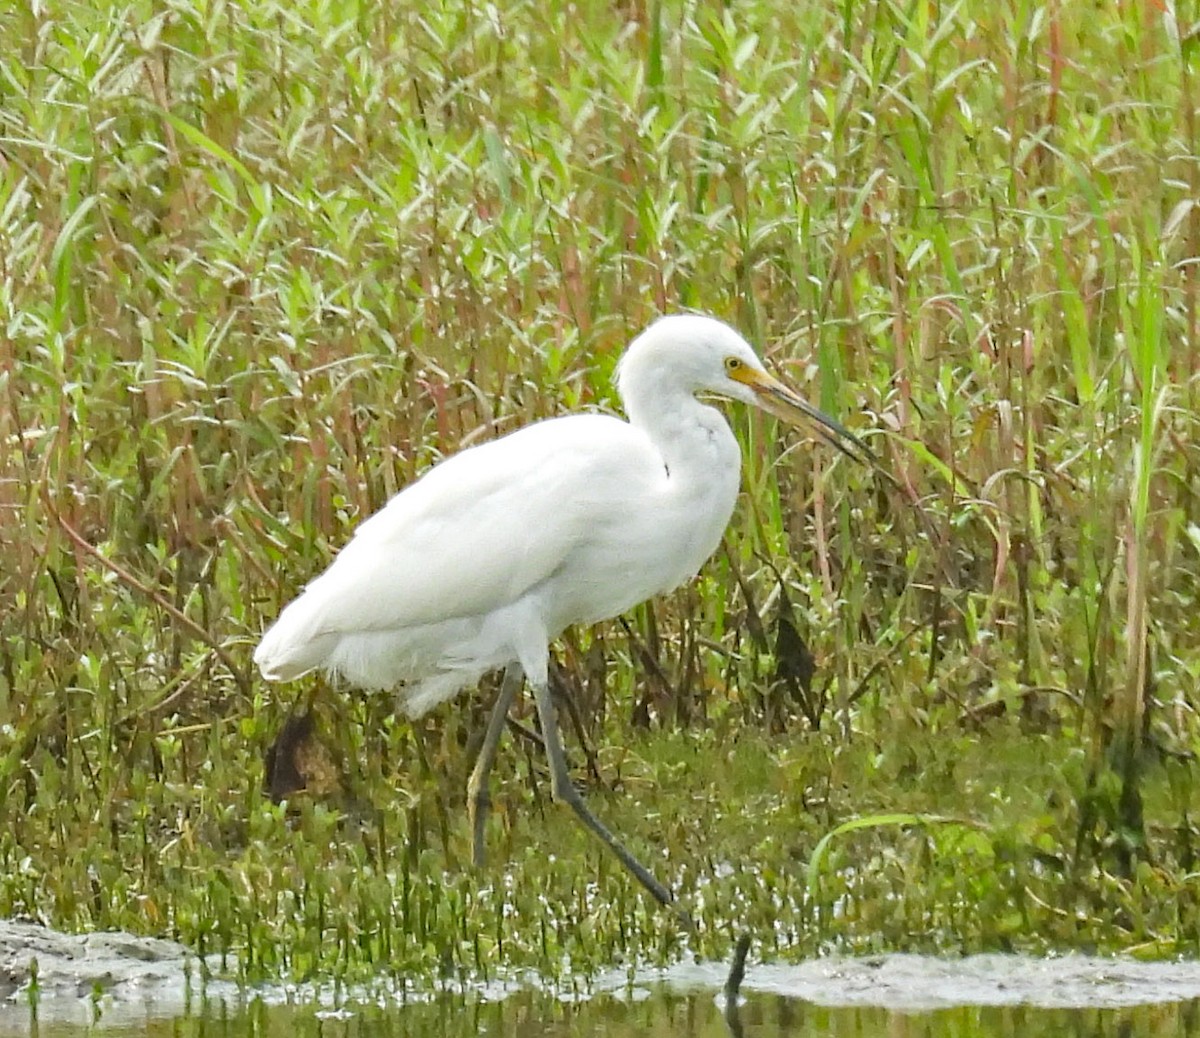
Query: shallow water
[[7, 989, 1200, 1038], [5, 955, 1200, 1038]]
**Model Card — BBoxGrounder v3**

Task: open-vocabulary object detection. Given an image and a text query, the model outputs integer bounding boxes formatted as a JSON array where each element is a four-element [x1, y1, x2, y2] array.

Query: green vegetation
[[1, 0, 1198, 986]]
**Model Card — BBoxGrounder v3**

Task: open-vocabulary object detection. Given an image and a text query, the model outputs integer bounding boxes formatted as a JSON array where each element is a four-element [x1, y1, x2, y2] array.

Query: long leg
[[529, 672, 694, 931], [467, 663, 523, 866]]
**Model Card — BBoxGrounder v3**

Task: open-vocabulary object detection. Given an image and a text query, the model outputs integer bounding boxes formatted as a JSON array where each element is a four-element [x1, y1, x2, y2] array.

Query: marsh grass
[[1, 0, 1199, 982]]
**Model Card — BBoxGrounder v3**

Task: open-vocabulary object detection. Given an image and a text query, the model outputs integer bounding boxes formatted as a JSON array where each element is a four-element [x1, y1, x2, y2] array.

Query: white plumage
[[253, 313, 867, 917], [255, 407, 736, 714], [255, 315, 781, 706]]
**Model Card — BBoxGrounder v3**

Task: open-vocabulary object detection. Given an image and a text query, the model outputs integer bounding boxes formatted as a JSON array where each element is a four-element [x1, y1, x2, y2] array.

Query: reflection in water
[[15, 986, 1195, 1038]]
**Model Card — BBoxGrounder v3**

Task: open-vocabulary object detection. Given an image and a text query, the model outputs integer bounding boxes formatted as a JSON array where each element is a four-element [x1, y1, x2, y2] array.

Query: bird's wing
[[269, 413, 661, 644]]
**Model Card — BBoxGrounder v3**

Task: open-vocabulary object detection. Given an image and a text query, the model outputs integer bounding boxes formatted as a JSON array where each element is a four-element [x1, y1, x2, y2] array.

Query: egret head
[[618, 314, 873, 464]]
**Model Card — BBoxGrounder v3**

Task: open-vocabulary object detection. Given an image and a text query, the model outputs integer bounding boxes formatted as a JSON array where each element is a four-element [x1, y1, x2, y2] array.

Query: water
[[5, 955, 1200, 1038], [8, 988, 1200, 1038]]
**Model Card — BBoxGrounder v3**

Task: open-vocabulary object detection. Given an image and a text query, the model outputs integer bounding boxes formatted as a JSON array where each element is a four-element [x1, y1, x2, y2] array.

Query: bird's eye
[[725, 357, 742, 372]]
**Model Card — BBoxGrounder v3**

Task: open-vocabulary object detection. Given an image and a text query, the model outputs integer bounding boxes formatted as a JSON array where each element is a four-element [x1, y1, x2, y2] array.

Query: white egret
[[254, 314, 870, 924]]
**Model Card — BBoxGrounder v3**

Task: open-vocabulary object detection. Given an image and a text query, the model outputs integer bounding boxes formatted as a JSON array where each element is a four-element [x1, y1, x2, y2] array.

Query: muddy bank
[[635, 952, 1200, 1011], [0, 919, 234, 1032], [0, 919, 203, 1000]]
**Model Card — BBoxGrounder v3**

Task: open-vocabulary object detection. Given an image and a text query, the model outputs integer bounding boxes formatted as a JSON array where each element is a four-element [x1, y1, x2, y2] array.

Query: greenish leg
[[529, 672, 694, 932], [467, 663, 523, 867]]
